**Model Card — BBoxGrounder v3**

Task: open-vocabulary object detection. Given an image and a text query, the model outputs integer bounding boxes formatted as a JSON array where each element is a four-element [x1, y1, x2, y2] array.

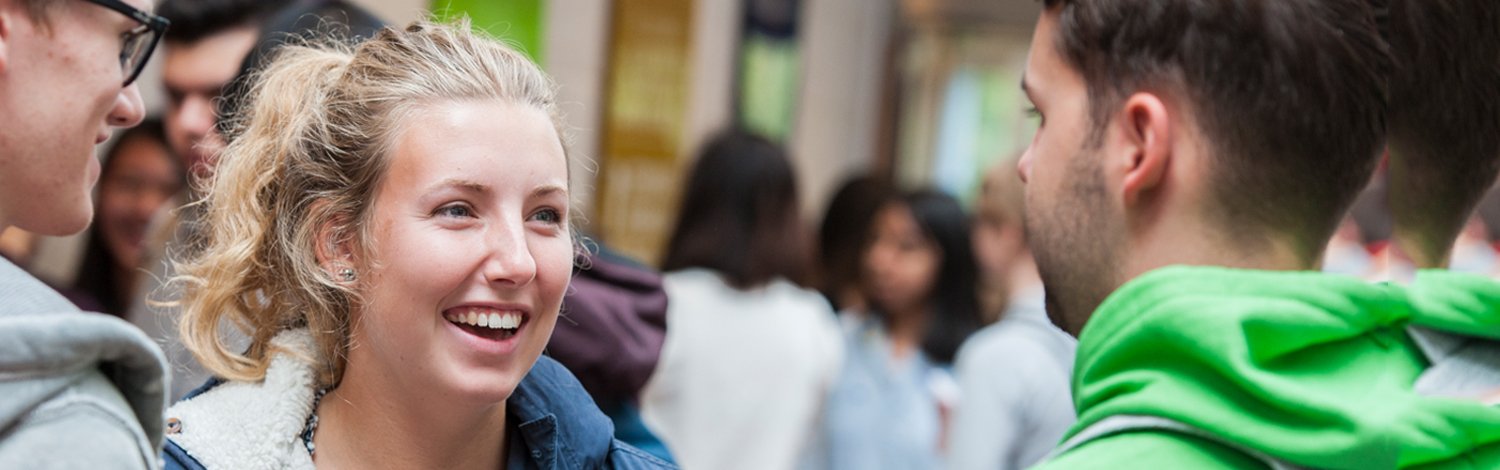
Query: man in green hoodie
[[1384, 0, 1500, 445], [1018, 0, 1500, 468]]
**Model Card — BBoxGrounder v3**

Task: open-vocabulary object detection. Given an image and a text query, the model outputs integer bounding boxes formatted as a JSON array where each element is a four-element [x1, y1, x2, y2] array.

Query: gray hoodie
[[0, 258, 168, 468]]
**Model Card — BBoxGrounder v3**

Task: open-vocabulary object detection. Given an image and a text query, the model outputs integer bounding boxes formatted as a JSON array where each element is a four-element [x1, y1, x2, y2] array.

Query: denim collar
[[505, 355, 617, 469]]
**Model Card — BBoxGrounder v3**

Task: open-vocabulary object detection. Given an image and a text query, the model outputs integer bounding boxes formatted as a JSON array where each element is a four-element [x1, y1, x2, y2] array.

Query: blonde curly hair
[[170, 19, 567, 388]]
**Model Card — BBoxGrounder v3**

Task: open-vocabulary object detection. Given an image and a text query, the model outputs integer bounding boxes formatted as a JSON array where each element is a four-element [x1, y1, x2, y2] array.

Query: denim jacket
[[162, 329, 673, 469]]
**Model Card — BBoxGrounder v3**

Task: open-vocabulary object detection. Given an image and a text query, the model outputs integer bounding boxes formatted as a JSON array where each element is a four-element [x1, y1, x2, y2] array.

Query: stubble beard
[[1027, 150, 1118, 337]]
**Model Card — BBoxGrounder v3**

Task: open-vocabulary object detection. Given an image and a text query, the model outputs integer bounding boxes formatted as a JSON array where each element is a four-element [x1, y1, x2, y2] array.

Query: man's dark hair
[[1386, 0, 1500, 263], [1040, 0, 1390, 260], [216, 1, 386, 139], [661, 130, 810, 289], [159, 0, 290, 43]]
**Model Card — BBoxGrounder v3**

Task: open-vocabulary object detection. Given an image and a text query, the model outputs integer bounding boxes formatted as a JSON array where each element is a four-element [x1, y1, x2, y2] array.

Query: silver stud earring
[[338, 268, 356, 282]]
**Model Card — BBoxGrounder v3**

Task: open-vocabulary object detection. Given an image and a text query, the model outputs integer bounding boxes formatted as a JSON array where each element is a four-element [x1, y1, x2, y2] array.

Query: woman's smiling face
[[346, 99, 571, 404]]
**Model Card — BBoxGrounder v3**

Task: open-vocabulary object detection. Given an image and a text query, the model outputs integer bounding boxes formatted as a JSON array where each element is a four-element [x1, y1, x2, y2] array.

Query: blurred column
[[792, 0, 897, 217]]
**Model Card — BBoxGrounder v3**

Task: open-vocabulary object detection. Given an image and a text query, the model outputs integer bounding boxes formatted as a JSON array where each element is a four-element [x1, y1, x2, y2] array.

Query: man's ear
[[1117, 92, 1173, 206]]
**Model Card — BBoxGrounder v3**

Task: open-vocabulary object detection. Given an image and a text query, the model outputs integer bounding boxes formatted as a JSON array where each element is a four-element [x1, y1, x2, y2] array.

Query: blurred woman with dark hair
[[815, 189, 983, 469], [641, 130, 844, 470], [816, 174, 895, 314], [71, 118, 183, 316]]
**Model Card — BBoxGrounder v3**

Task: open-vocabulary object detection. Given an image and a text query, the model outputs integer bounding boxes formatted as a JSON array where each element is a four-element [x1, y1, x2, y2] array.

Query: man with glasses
[[0, 0, 172, 467]]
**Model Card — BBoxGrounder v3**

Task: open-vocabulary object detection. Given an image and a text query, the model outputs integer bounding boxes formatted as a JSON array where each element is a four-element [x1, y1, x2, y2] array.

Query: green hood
[[1408, 269, 1500, 341], [1063, 266, 1500, 468]]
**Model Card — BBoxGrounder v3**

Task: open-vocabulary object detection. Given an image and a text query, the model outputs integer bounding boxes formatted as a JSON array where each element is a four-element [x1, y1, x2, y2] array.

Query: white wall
[[540, 0, 612, 219], [793, 0, 896, 217], [352, 0, 427, 24]]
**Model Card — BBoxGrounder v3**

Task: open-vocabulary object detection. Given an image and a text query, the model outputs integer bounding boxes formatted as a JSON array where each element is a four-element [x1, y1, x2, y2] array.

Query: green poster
[[431, 0, 546, 63]]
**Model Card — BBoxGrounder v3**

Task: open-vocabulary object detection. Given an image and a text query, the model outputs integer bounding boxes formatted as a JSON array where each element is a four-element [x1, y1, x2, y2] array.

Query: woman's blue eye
[[531, 208, 562, 224], [436, 204, 474, 218]]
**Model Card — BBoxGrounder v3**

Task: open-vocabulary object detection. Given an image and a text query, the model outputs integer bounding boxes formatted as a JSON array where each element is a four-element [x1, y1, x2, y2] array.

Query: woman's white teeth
[[446, 309, 522, 330]]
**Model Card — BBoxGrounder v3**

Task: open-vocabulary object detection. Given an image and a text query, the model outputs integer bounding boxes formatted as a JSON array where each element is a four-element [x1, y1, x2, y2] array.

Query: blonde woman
[[159, 20, 674, 469]]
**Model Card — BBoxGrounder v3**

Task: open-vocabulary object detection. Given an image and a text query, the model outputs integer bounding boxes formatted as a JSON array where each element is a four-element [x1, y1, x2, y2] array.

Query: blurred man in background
[[158, 0, 286, 178]]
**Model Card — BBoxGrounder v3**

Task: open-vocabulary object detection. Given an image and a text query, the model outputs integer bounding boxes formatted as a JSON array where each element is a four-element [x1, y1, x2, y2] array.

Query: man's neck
[[1122, 224, 1313, 283]]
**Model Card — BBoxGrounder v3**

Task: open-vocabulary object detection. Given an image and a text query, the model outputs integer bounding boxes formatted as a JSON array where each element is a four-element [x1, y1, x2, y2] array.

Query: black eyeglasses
[[82, 0, 170, 86]]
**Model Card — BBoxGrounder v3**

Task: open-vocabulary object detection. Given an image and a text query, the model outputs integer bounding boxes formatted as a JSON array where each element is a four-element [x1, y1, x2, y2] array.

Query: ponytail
[[173, 46, 354, 386]]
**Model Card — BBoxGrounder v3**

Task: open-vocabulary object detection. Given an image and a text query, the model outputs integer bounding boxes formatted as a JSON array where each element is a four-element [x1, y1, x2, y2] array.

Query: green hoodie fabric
[[1408, 269, 1500, 341], [1033, 266, 1500, 469]]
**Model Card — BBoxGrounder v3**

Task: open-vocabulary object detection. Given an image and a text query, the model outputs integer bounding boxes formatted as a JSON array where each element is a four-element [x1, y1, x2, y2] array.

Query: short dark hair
[[1386, 0, 1500, 262], [215, 1, 386, 139], [1040, 0, 1389, 259], [661, 130, 810, 289], [159, 0, 289, 43], [867, 190, 982, 365]]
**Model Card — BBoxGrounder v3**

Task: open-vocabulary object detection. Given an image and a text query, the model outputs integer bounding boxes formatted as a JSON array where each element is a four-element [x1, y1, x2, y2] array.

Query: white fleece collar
[[165, 329, 319, 470]]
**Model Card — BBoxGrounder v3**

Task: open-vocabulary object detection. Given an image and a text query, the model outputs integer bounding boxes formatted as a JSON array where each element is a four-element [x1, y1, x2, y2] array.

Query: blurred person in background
[[816, 174, 895, 316], [946, 160, 1074, 470], [1021, 0, 1500, 467], [0, 0, 169, 465], [640, 130, 842, 470], [1448, 214, 1498, 276], [159, 20, 670, 469], [1462, 182, 1500, 278], [69, 118, 182, 316], [814, 189, 982, 470], [131, 0, 292, 400], [0, 228, 37, 266], [1323, 161, 1390, 280], [553, 242, 674, 462], [158, 0, 288, 179]]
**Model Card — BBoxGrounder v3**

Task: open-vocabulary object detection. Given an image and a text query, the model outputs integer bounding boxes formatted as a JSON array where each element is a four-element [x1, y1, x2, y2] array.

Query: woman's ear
[[311, 200, 356, 282]]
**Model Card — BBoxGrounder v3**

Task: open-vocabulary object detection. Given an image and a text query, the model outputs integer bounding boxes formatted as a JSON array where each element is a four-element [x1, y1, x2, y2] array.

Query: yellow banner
[[596, 0, 695, 265]]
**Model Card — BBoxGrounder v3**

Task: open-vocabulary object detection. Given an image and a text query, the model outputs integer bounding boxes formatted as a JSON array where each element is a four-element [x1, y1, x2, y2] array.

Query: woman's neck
[[884, 306, 927, 360], [312, 368, 509, 470]]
